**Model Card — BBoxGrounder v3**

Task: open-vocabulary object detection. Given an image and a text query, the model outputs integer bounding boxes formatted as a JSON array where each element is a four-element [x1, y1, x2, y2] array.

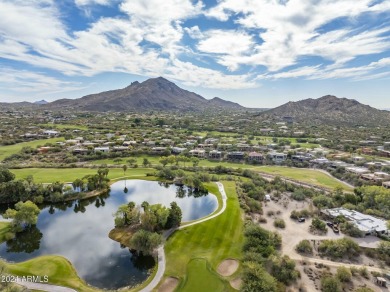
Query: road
[[15, 279, 78, 292], [139, 182, 228, 292]]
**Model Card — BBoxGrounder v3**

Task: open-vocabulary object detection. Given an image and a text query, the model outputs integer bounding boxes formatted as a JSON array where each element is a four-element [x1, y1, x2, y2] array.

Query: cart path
[[139, 182, 228, 292], [15, 279, 78, 292]]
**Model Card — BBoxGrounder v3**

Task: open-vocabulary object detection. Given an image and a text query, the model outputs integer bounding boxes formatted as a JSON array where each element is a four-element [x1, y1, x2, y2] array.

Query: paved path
[[15, 279, 78, 292], [139, 182, 228, 292]]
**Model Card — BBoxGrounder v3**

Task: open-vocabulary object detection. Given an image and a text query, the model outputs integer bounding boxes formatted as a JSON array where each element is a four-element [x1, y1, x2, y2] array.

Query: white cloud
[[185, 26, 204, 39], [206, 0, 390, 71], [74, 0, 112, 6]]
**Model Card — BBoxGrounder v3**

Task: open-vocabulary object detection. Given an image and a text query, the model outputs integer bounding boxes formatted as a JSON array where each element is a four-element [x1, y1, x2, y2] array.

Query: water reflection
[[6, 226, 42, 253], [0, 180, 218, 289]]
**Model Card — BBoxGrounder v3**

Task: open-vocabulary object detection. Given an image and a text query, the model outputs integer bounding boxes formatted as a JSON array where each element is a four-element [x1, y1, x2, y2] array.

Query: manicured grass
[[0, 222, 11, 243], [254, 166, 353, 191], [164, 181, 243, 287], [7, 255, 98, 292], [11, 168, 152, 183], [0, 138, 65, 161], [177, 258, 228, 292]]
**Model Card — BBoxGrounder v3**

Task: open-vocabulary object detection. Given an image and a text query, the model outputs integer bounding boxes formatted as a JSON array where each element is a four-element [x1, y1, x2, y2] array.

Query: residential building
[[209, 150, 222, 159], [94, 147, 110, 153], [248, 152, 263, 162], [227, 151, 245, 160], [268, 152, 287, 163], [189, 149, 206, 158]]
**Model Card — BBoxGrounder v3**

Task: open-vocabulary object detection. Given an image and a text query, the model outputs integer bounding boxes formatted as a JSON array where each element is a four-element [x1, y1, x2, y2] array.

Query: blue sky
[[0, 0, 390, 108]]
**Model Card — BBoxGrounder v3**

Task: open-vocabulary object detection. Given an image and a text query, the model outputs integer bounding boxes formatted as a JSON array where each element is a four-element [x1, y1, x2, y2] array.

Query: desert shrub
[[295, 240, 313, 254], [321, 276, 342, 292], [336, 266, 352, 282], [274, 218, 286, 229], [339, 221, 364, 237], [318, 238, 360, 259], [310, 217, 327, 233], [358, 267, 369, 279], [269, 255, 299, 285], [267, 210, 275, 217]]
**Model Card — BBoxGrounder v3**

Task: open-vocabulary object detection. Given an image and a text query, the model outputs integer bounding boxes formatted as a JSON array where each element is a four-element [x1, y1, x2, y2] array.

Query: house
[[323, 207, 389, 236], [112, 146, 129, 152], [352, 156, 365, 162], [292, 155, 310, 163], [123, 141, 137, 146], [189, 149, 206, 158], [248, 152, 263, 162], [227, 151, 245, 160], [94, 147, 110, 153], [171, 147, 187, 154], [205, 138, 219, 144], [310, 157, 329, 165], [42, 130, 59, 137], [72, 148, 89, 154], [267, 152, 287, 163], [152, 147, 167, 154], [209, 150, 222, 159], [345, 167, 370, 175]]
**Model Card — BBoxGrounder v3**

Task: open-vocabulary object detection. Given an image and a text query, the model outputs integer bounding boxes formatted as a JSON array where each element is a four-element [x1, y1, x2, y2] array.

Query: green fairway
[[0, 138, 65, 161], [11, 167, 152, 183], [178, 259, 228, 292], [164, 181, 243, 289], [38, 123, 88, 130], [0, 222, 11, 243], [255, 166, 353, 191], [7, 255, 98, 292]]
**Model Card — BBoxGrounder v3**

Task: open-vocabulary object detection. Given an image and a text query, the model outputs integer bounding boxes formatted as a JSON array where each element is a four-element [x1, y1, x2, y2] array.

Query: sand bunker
[[158, 277, 179, 292], [230, 278, 242, 290], [217, 259, 239, 277]]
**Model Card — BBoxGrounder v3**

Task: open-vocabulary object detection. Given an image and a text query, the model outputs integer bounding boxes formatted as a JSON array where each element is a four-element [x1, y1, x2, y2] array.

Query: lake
[[0, 180, 218, 289]]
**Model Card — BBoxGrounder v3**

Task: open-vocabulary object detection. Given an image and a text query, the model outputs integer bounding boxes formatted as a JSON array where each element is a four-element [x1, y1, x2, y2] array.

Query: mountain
[[34, 100, 48, 105], [45, 77, 243, 112], [258, 95, 390, 126], [207, 97, 243, 109]]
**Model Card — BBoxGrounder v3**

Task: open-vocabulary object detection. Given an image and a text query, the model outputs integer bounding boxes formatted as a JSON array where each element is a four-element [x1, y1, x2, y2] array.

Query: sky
[[0, 0, 390, 108]]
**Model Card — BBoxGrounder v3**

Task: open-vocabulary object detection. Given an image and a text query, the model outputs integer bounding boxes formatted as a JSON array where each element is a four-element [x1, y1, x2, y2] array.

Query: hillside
[[44, 77, 243, 112], [258, 95, 390, 126]]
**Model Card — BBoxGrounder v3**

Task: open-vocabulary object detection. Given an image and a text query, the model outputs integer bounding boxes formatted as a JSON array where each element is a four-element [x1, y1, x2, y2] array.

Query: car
[[326, 222, 333, 227], [298, 217, 306, 222]]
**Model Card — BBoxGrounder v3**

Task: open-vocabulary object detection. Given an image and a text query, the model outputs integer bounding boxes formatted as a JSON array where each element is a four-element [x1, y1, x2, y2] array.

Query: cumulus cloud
[[0, 0, 389, 97]]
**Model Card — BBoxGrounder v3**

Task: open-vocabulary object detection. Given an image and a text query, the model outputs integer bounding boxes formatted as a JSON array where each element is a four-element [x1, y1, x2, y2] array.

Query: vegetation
[[336, 266, 352, 282], [310, 217, 327, 233], [295, 240, 313, 254], [7, 255, 95, 292], [164, 182, 243, 282], [318, 238, 360, 259], [3, 201, 40, 234], [321, 276, 342, 292], [268, 255, 299, 285], [129, 229, 163, 255], [273, 218, 286, 228]]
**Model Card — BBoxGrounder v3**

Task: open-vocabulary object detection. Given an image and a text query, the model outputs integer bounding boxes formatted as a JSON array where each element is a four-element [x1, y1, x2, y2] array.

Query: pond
[[0, 180, 218, 290]]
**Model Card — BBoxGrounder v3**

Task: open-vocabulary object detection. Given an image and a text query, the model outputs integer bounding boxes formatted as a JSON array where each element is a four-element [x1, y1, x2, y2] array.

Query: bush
[[274, 218, 286, 229], [358, 267, 369, 279], [318, 238, 360, 259], [295, 240, 313, 254], [321, 276, 342, 292], [269, 255, 299, 285], [266, 210, 275, 217], [336, 266, 352, 282], [290, 209, 310, 220], [340, 221, 364, 237], [310, 217, 327, 233], [355, 288, 375, 292]]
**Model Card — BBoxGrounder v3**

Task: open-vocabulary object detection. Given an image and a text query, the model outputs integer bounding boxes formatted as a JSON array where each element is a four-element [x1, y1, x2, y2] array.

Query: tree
[[4, 201, 40, 232], [159, 156, 169, 167], [129, 229, 162, 255], [191, 157, 200, 167], [113, 158, 123, 165], [269, 255, 299, 285], [165, 202, 182, 229], [114, 203, 140, 227], [0, 168, 15, 183], [242, 262, 278, 292], [127, 158, 137, 167], [122, 164, 128, 176], [143, 158, 150, 167]]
